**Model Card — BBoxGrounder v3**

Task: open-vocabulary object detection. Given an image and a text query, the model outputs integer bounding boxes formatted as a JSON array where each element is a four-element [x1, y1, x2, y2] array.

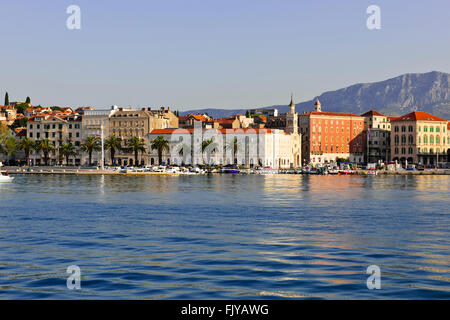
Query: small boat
[[0, 171, 14, 182], [220, 168, 240, 174]]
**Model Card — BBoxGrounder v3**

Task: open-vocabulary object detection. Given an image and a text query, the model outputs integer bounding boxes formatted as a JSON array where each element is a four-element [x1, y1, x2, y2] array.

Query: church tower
[[314, 98, 322, 112], [286, 94, 298, 134]]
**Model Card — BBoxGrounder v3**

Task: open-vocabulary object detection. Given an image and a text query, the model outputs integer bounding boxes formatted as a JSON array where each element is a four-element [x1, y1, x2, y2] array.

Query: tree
[[4, 92, 9, 106], [105, 135, 122, 165], [226, 137, 240, 165], [14, 103, 28, 115], [35, 139, 55, 165], [151, 136, 169, 165], [18, 137, 35, 165], [25, 96, 31, 104], [201, 138, 218, 165], [1, 136, 17, 158], [126, 136, 146, 166], [245, 110, 250, 117], [81, 136, 101, 166], [59, 142, 77, 166], [10, 118, 28, 130]]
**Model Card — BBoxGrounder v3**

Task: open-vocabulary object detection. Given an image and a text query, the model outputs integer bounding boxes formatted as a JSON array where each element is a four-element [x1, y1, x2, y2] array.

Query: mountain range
[[180, 71, 450, 120]]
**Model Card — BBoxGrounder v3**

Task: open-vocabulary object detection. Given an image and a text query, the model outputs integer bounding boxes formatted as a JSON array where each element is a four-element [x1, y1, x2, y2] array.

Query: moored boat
[[0, 171, 14, 182]]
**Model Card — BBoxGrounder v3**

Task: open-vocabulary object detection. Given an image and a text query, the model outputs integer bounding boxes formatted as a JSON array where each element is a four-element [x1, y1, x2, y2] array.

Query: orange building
[[298, 99, 365, 165]]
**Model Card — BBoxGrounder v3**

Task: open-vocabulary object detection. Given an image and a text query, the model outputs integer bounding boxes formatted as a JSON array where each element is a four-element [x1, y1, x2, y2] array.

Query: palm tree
[[3, 136, 18, 158], [81, 136, 101, 166], [35, 139, 55, 165], [105, 135, 122, 165], [175, 142, 191, 166], [60, 142, 77, 166], [151, 136, 170, 165], [126, 136, 146, 166], [18, 137, 35, 165], [202, 138, 218, 165], [226, 137, 240, 165]]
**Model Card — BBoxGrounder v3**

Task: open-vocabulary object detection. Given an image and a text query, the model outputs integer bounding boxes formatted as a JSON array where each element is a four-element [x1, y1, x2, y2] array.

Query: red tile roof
[[302, 111, 363, 117], [361, 110, 386, 117], [150, 128, 275, 134], [391, 111, 447, 122]]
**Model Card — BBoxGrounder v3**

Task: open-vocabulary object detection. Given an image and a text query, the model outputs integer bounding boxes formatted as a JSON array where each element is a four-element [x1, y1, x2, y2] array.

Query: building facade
[[27, 114, 83, 165], [390, 111, 448, 165], [299, 100, 365, 165], [109, 107, 178, 166], [148, 127, 301, 169], [361, 110, 391, 163]]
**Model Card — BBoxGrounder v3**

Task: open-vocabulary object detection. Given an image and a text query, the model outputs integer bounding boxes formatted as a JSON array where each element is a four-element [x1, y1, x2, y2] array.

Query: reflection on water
[[0, 174, 449, 299]]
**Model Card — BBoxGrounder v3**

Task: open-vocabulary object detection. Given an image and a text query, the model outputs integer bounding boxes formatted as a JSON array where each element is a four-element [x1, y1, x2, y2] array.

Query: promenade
[[3, 166, 450, 176]]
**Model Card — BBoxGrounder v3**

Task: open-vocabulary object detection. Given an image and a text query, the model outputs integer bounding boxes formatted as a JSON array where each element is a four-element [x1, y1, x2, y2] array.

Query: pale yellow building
[[391, 111, 448, 166]]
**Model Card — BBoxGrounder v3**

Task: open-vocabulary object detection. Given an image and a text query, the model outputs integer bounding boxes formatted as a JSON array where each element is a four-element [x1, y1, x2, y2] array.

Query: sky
[[0, 0, 449, 111]]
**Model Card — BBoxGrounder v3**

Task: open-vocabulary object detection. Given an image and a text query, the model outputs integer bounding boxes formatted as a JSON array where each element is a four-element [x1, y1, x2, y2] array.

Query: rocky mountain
[[180, 71, 450, 119]]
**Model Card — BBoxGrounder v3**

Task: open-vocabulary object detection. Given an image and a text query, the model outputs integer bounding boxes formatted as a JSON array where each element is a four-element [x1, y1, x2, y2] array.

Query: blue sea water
[[0, 174, 449, 299]]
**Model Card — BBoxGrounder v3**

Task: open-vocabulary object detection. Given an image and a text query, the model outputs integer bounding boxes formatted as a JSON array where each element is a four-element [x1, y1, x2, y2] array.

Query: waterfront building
[[109, 107, 178, 166], [390, 111, 448, 166], [81, 106, 121, 165], [298, 99, 365, 165], [361, 110, 392, 163], [27, 114, 82, 165], [148, 127, 301, 168]]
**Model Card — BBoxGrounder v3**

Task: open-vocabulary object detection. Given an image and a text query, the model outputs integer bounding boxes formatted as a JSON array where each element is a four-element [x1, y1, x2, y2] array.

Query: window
[[401, 126, 406, 132], [408, 126, 413, 132]]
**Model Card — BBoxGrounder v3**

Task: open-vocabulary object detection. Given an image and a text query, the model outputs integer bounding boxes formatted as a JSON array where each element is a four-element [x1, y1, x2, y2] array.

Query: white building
[[148, 125, 301, 168]]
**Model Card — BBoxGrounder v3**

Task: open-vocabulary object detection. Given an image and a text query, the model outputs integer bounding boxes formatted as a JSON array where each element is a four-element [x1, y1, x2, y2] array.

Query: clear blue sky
[[0, 0, 449, 110]]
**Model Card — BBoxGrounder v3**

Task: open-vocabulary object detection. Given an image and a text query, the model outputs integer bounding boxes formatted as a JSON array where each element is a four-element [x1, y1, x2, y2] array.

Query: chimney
[[141, 108, 145, 111], [147, 107, 152, 111]]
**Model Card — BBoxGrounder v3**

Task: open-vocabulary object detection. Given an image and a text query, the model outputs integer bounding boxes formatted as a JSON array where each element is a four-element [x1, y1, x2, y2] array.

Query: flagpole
[[101, 124, 105, 171]]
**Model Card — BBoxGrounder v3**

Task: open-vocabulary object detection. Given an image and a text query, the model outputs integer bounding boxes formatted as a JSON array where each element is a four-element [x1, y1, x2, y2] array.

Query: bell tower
[[286, 94, 298, 134], [314, 98, 322, 112]]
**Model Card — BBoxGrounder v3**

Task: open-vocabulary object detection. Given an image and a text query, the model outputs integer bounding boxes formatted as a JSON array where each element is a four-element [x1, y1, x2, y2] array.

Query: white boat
[[0, 171, 14, 182]]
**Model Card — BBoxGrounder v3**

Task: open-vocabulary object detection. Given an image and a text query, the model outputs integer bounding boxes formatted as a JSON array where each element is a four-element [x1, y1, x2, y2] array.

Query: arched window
[[423, 135, 428, 144], [436, 136, 440, 144], [408, 135, 414, 144], [401, 135, 406, 143], [395, 135, 399, 144], [430, 136, 434, 144]]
